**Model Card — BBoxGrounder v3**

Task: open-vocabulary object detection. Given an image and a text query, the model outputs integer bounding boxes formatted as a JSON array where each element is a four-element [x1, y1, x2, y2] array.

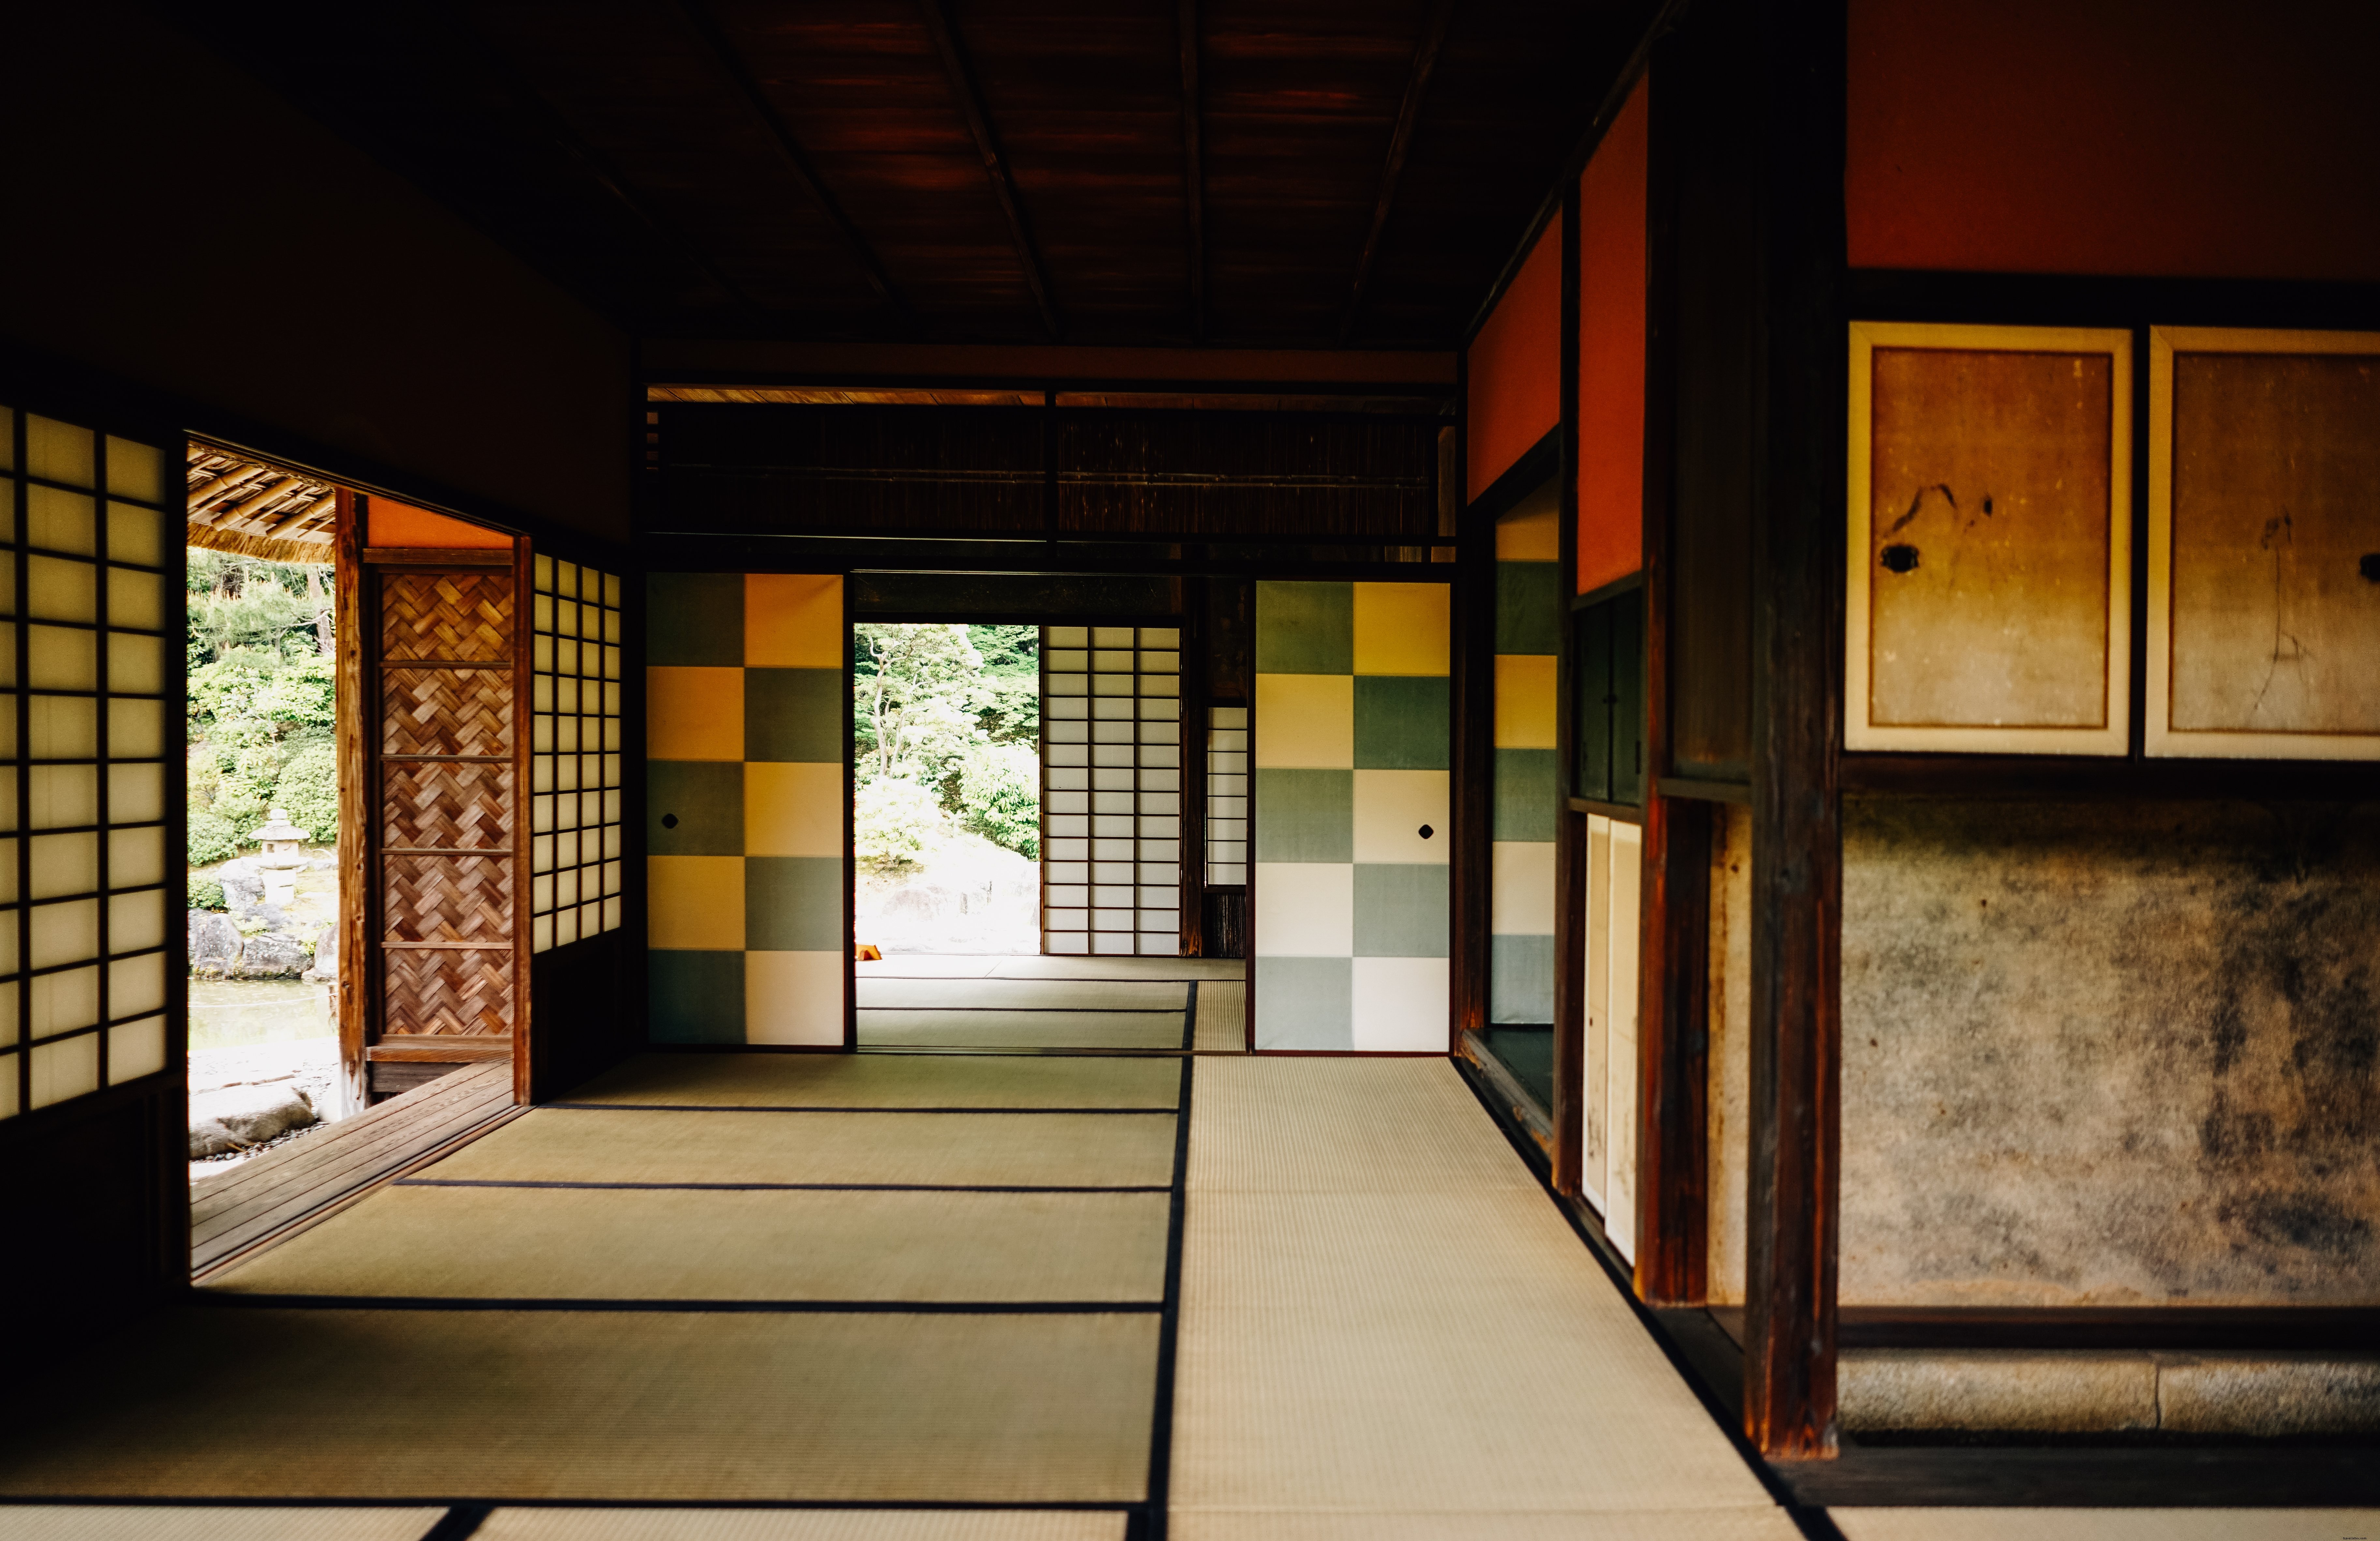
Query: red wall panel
[[1466, 226, 1561, 502], [1576, 74, 1649, 594], [1847, 0, 2380, 281]]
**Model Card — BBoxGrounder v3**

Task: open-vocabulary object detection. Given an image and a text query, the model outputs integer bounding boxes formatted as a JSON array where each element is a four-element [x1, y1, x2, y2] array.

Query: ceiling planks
[[170, 0, 1654, 347]]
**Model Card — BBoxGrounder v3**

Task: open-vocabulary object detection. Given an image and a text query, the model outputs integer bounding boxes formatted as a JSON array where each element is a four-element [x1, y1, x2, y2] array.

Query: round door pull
[[660, 813, 680, 829], [1418, 824, 1434, 839]]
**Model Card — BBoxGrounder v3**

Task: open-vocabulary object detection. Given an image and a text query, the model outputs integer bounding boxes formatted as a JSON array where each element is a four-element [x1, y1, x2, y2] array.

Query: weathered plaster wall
[[1841, 799, 2380, 1306], [1706, 803, 1752, 1305]]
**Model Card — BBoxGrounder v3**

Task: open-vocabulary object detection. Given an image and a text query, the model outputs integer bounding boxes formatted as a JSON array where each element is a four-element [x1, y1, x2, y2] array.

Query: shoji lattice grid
[[530, 556, 623, 952], [1205, 705, 1248, 886], [1, 407, 172, 1119], [1041, 625, 1181, 956]]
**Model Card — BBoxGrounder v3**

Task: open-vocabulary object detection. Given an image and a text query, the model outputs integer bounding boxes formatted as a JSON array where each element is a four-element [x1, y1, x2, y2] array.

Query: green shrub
[[957, 743, 1039, 860], [186, 874, 226, 911], [186, 809, 242, 867], [855, 778, 944, 873], [277, 736, 340, 843]]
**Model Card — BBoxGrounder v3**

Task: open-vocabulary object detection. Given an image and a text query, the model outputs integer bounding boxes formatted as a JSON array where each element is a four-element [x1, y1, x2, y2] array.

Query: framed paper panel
[[1846, 322, 2132, 755], [2147, 328, 2380, 759]]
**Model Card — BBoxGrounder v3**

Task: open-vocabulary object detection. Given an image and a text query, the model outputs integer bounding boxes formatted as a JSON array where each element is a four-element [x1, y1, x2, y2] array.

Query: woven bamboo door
[[348, 542, 527, 1104]]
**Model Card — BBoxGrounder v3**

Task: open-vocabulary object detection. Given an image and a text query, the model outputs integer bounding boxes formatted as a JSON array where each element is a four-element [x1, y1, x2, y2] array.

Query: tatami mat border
[[1145, 1056, 1196, 1535], [196, 1296, 1166, 1315]]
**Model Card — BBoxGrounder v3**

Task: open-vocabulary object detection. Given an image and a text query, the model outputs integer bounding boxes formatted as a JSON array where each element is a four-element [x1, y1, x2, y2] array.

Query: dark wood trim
[[1635, 800, 1710, 1304], [1568, 795, 1647, 822], [666, 0, 909, 320], [510, 536, 534, 1106], [1458, 1029, 1555, 1156], [1840, 753, 2380, 800], [1739, 0, 1847, 1463], [1550, 180, 1586, 1197], [334, 490, 371, 1114], [362, 546, 513, 567], [1844, 268, 2380, 331], [1573, 570, 1647, 610], [367, 1038, 515, 1063], [1840, 1305, 2380, 1353], [1177, 0, 1205, 337], [914, 0, 1061, 338], [1450, 423, 1496, 1054], [1341, 0, 1457, 345], [1773, 1445, 2380, 1510], [1656, 774, 1750, 805]]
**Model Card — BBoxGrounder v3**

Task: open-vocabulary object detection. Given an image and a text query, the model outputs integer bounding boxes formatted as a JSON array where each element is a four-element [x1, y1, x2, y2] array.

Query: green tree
[[185, 552, 339, 865]]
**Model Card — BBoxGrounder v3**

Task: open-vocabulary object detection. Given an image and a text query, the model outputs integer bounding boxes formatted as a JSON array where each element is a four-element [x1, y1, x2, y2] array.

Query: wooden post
[[332, 489, 370, 1116], [1449, 356, 1491, 1052], [511, 536, 535, 1106], [1551, 182, 1587, 1196], [1741, 0, 1847, 1462]]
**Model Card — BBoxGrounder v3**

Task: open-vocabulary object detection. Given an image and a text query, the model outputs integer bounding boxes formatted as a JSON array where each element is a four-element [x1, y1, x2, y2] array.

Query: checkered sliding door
[[644, 573, 847, 1045], [1040, 625, 1182, 956], [1492, 500, 1561, 1024], [1251, 581, 1449, 1052]]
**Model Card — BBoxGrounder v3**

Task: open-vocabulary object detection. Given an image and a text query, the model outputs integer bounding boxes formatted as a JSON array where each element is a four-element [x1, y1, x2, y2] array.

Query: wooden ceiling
[[180, 0, 1654, 349]]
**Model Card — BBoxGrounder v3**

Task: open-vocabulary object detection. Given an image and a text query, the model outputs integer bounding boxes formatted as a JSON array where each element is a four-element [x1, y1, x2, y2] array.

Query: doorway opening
[[851, 622, 1041, 955]]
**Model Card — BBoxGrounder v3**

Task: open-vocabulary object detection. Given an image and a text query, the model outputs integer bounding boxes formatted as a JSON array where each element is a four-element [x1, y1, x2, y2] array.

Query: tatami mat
[[0, 1509, 443, 1541], [481, 1510, 1129, 1541], [859, 1009, 1185, 1049], [566, 1053, 1183, 1109], [208, 1185, 1169, 1302], [1192, 982, 1245, 1052], [0, 1309, 1157, 1502], [420, 1108, 1177, 1187], [857, 979, 1187, 1011], [1831, 1510, 2380, 1541], [1171, 1513, 1803, 1541], [1186, 1057, 1539, 1193], [1172, 1057, 1784, 1527]]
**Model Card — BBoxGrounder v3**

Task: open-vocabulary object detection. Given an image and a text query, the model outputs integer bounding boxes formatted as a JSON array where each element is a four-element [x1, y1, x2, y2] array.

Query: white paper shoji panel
[[0, 404, 174, 1120], [1205, 705, 1248, 887], [529, 555, 625, 953], [1041, 624, 1182, 956]]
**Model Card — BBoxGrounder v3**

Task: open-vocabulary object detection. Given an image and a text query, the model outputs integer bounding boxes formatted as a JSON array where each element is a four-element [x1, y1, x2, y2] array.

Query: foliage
[[187, 874, 227, 911], [956, 743, 1039, 860], [853, 778, 943, 873], [185, 551, 339, 866], [850, 624, 1042, 861], [186, 809, 242, 868]]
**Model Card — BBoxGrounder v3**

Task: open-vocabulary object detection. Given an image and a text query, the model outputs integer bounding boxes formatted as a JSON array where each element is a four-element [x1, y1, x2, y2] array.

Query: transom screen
[[529, 556, 624, 953], [1040, 625, 1182, 956], [0, 405, 173, 1119], [1205, 705, 1248, 886]]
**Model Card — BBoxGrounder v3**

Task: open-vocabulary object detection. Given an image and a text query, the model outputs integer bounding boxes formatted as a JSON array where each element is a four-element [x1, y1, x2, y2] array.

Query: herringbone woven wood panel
[[384, 764, 514, 849], [383, 667, 513, 756], [382, 572, 513, 661], [383, 947, 514, 1036], [383, 855, 514, 943]]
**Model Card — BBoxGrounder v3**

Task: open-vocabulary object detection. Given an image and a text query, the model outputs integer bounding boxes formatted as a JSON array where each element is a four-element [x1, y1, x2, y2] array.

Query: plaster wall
[[1706, 802, 1752, 1306], [1841, 798, 2380, 1307]]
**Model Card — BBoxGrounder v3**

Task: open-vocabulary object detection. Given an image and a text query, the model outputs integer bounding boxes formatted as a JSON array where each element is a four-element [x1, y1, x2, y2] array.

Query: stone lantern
[[250, 807, 309, 908]]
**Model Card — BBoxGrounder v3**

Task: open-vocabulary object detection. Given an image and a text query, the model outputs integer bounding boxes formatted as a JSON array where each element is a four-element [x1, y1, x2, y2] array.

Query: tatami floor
[[0, 959, 2368, 1540]]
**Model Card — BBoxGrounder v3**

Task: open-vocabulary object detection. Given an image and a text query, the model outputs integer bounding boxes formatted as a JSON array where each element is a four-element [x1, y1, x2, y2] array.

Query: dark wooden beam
[[1739, 0, 1847, 1464], [915, 0, 1061, 338], [1178, 0, 1206, 336], [440, 5, 765, 321], [665, 0, 910, 321], [1551, 182, 1586, 1197], [1341, 0, 1457, 344]]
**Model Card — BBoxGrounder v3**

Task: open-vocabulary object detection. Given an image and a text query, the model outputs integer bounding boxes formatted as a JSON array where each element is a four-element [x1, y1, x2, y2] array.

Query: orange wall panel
[[368, 498, 514, 549], [1466, 226, 1561, 502], [1576, 74, 1649, 594], [1847, 0, 2380, 281]]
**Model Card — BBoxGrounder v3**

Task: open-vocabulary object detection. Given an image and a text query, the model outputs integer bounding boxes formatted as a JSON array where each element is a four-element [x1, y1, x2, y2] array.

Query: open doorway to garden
[[851, 623, 1040, 955], [182, 448, 341, 1179]]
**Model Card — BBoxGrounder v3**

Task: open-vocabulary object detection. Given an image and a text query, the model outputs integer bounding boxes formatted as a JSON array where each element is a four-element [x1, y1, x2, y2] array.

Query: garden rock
[[243, 903, 292, 932], [189, 912, 242, 977], [303, 923, 338, 983], [235, 931, 310, 978], [189, 1081, 317, 1158], [218, 864, 266, 915]]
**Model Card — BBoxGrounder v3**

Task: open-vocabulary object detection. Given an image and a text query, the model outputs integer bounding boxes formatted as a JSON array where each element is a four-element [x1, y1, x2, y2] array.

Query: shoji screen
[[1251, 581, 1449, 1051], [1, 406, 174, 1118], [1578, 811, 1641, 1257], [1492, 492, 1561, 1026], [529, 556, 624, 952], [1205, 706, 1248, 885], [1040, 625, 1182, 956]]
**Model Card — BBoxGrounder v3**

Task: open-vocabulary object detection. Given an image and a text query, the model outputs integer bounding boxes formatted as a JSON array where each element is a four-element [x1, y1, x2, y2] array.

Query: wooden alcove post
[[1740, 0, 1847, 1462]]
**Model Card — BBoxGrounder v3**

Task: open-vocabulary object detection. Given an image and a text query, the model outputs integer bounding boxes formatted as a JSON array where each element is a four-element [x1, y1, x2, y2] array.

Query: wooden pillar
[[333, 489, 370, 1117], [1741, 0, 1847, 1462], [1450, 357, 1491, 1051], [1551, 184, 1587, 1195]]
